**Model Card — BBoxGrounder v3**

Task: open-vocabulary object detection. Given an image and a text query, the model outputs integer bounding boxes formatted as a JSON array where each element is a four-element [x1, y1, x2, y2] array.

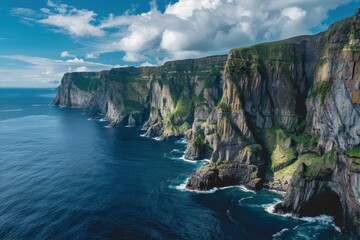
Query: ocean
[[0, 88, 344, 239]]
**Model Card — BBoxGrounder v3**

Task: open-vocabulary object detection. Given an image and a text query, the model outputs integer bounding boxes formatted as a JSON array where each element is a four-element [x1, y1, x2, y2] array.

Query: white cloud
[[122, 52, 147, 62], [165, 0, 222, 19], [281, 7, 307, 21], [113, 64, 129, 68], [60, 51, 76, 58], [10, 8, 36, 16], [0, 55, 114, 86], [37, 1, 104, 37], [140, 61, 157, 67], [75, 66, 89, 72], [66, 58, 85, 63], [85, 53, 98, 59], [12, 0, 353, 64], [97, 0, 351, 61]]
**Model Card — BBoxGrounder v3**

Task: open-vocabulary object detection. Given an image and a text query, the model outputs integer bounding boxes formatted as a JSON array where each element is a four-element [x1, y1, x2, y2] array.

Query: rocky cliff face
[[53, 9, 360, 238], [54, 56, 226, 130], [274, 10, 360, 238]]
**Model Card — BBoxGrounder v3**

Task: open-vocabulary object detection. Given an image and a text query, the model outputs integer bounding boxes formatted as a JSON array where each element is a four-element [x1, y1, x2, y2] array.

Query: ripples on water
[[0, 88, 344, 239]]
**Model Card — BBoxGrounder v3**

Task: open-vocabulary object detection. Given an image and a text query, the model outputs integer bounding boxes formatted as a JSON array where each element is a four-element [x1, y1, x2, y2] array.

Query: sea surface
[[0, 88, 345, 239]]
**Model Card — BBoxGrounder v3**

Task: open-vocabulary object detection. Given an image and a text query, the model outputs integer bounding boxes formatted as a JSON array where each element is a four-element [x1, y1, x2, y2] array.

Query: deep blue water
[[0, 88, 344, 239]]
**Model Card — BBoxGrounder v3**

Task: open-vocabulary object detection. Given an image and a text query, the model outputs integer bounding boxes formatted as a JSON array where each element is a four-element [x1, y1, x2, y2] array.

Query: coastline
[[55, 104, 344, 238]]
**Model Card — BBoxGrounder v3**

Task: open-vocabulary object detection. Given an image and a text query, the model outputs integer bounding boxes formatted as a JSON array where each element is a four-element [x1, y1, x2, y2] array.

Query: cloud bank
[[7, 0, 353, 86], [0, 55, 113, 87], [18, 0, 348, 63]]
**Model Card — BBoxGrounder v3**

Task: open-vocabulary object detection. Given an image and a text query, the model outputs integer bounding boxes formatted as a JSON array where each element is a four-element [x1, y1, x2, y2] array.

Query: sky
[[0, 0, 359, 87]]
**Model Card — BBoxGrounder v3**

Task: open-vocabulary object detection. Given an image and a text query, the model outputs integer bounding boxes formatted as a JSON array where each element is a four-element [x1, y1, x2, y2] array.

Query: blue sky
[[0, 0, 359, 87]]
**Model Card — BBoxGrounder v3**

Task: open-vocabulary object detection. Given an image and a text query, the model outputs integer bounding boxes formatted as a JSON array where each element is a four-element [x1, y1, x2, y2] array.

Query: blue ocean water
[[0, 88, 344, 239]]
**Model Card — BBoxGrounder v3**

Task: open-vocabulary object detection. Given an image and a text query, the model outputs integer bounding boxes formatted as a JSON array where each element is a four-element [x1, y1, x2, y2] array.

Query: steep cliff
[[53, 9, 360, 238], [54, 56, 226, 130], [274, 10, 360, 238], [186, 9, 360, 238]]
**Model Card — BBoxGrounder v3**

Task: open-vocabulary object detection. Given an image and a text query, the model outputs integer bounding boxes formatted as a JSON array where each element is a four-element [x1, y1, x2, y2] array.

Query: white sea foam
[[167, 155, 196, 164], [175, 177, 190, 191], [201, 159, 211, 163], [238, 196, 254, 206], [99, 118, 107, 122], [0, 108, 22, 112], [152, 137, 161, 141], [175, 138, 187, 144], [263, 198, 283, 214], [140, 133, 147, 137], [333, 224, 341, 233], [238, 185, 256, 193], [267, 189, 286, 196], [175, 178, 257, 194], [300, 215, 335, 224], [179, 155, 197, 163], [32, 104, 44, 107], [272, 228, 289, 238], [300, 215, 341, 232], [169, 155, 211, 164], [263, 199, 341, 232]]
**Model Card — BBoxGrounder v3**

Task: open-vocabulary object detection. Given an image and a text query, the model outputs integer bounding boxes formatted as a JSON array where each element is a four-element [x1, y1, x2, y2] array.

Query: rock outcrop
[[53, 9, 360, 238]]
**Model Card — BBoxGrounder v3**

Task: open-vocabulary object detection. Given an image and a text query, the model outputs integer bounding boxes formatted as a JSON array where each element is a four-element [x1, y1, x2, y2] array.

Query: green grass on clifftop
[[227, 39, 297, 81], [72, 74, 100, 92]]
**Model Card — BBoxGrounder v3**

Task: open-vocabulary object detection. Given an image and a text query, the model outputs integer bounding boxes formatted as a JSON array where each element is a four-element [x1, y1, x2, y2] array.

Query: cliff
[[53, 56, 226, 133], [53, 9, 360, 238]]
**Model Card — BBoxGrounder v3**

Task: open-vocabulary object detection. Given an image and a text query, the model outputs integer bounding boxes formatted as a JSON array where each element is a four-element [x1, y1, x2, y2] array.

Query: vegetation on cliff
[[71, 73, 101, 92]]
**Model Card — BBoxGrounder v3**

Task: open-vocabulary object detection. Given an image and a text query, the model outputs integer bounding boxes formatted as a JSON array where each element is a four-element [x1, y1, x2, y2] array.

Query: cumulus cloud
[[12, 0, 353, 63], [97, 0, 351, 62], [66, 58, 85, 63], [37, 0, 104, 37], [60, 51, 76, 58], [85, 53, 98, 59]]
